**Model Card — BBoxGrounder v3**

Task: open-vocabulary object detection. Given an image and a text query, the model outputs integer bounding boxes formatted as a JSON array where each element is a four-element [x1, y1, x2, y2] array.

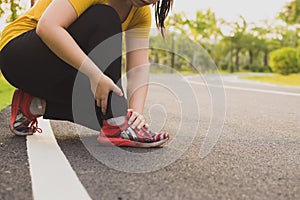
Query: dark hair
[[154, 0, 173, 38]]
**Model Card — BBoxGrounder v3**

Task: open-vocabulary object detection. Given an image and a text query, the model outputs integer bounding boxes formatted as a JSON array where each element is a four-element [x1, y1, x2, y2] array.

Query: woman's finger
[[112, 84, 123, 96], [137, 119, 146, 130], [101, 97, 108, 115], [142, 123, 149, 129], [131, 114, 144, 129], [128, 111, 139, 125]]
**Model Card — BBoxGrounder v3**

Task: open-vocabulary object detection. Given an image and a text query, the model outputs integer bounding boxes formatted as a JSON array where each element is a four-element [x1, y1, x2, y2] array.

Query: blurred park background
[[151, 0, 300, 77], [0, 0, 299, 110]]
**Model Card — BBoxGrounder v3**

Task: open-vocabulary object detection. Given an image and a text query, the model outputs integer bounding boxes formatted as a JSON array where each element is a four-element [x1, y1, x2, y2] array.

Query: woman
[[0, 0, 173, 147]]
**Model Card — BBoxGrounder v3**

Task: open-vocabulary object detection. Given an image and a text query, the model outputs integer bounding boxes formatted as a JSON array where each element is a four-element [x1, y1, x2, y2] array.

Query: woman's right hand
[[90, 74, 123, 115]]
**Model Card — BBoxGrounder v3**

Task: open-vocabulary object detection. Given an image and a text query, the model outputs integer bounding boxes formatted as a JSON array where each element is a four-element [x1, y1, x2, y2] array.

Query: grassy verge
[[241, 73, 300, 87], [0, 73, 15, 111]]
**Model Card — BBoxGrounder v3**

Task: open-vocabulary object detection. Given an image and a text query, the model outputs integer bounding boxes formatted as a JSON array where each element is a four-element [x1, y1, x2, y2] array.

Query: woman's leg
[[0, 4, 127, 130]]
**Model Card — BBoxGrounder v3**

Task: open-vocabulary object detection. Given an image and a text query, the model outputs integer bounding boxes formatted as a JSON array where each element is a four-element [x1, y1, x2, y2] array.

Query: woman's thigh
[[0, 29, 77, 104]]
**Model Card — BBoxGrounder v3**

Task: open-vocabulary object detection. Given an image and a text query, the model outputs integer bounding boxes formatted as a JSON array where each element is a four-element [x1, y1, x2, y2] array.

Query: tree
[[278, 0, 300, 25], [221, 16, 248, 72], [179, 10, 221, 72], [183, 10, 220, 49], [165, 13, 185, 70], [241, 33, 261, 66], [165, 13, 186, 35], [251, 23, 282, 68], [0, 0, 24, 23], [278, 0, 300, 49], [149, 32, 197, 72]]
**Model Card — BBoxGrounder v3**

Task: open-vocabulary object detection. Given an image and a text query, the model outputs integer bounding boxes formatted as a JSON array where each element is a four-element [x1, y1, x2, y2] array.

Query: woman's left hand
[[127, 109, 149, 130]]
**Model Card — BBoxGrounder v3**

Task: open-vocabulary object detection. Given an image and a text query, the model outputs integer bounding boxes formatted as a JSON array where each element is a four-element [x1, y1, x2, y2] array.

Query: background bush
[[249, 65, 270, 73], [298, 47, 300, 67], [269, 47, 300, 75]]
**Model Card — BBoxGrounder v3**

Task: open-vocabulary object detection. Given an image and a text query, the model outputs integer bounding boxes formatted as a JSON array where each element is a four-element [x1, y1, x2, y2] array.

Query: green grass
[[0, 73, 15, 111], [242, 73, 300, 87]]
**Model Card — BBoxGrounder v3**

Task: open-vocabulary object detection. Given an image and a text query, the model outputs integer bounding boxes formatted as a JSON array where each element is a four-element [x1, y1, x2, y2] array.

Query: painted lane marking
[[185, 78, 300, 97], [27, 118, 92, 200]]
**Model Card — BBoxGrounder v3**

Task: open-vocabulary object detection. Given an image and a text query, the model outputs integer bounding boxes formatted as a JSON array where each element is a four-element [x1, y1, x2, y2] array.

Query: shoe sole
[[97, 136, 169, 148]]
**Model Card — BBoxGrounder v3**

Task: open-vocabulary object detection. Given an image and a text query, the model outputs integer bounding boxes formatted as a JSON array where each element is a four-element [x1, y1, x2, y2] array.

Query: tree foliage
[[0, 0, 24, 22], [151, 2, 300, 75], [278, 0, 300, 25], [269, 47, 300, 75]]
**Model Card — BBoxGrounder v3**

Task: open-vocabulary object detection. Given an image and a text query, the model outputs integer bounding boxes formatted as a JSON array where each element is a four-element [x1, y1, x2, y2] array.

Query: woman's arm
[[125, 37, 150, 114], [36, 0, 99, 79], [125, 36, 150, 129], [36, 0, 123, 114]]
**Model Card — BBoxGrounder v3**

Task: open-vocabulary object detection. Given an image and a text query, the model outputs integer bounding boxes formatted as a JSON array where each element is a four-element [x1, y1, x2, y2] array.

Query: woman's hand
[[128, 109, 149, 130], [90, 75, 123, 115]]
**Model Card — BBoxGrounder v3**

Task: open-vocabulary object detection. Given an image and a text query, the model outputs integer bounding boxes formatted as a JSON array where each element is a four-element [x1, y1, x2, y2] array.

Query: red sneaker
[[10, 89, 42, 136], [98, 111, 169, 147]]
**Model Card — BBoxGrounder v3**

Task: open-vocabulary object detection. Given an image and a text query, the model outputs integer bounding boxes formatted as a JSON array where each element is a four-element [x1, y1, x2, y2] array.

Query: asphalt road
[[0, 74, 299, 200]]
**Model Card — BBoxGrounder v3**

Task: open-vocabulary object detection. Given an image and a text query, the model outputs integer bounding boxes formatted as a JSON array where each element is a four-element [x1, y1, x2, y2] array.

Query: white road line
[[27, 118, 92, 200], [185, 78, 300, 97]]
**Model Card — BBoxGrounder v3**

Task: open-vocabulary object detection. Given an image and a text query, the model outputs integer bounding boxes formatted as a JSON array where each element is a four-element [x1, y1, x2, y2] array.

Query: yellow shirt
[[0, 0, 151, 51]]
